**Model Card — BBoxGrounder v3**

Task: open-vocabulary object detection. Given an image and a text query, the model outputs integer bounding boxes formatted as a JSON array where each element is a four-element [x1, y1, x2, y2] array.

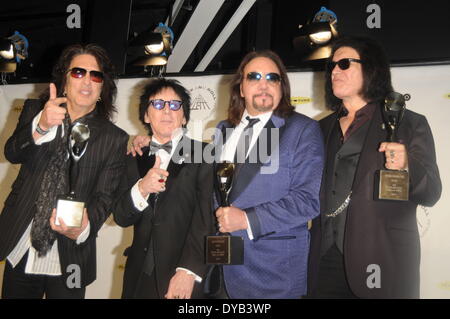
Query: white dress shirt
[[220, 110, 273, 240]]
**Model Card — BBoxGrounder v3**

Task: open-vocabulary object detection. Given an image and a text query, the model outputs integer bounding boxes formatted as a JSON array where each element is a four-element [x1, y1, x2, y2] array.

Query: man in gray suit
[[0, 44, 128, 298]]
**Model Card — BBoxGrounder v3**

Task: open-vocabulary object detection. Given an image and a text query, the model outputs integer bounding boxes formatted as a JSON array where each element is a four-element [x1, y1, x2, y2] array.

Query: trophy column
[[206, 162, 244, 265], [56, 122, 90, 227]]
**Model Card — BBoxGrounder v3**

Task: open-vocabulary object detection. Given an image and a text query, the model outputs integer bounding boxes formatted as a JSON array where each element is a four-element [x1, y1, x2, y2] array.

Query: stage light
[[293, 7, 338, 61], [0, 31, 29, 73], [130, 23, 174, 67]]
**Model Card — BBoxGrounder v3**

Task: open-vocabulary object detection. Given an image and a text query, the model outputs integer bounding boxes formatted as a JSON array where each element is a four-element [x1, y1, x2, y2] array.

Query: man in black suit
[[0, 44, 128, 298], [307, 36, 442, 298], [114, 78, 213, 299]]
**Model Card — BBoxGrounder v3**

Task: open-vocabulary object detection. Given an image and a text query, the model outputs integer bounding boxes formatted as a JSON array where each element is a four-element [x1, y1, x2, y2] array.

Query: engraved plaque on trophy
[[375, 92, 409, 201], [206, 162, 244, 265], [56, 122, 90, 227]]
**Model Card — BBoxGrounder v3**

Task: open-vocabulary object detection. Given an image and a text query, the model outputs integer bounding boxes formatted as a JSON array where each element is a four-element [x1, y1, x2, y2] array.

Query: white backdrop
[[0, 65, 449, 298]]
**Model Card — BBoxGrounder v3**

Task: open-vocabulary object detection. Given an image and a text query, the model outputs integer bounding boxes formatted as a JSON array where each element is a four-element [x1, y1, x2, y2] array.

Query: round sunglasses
[[327, 58, 363, 72], [149, 99, 183, 111], [246, 72, 281, 83], [68, 67, 104, 83]]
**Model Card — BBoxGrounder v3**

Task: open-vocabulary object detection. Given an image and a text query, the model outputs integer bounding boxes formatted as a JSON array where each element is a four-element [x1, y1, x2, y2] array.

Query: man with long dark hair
[[0, 43, 128, 298], [210, 50, 324, 298], [307, 36, 441, 298]]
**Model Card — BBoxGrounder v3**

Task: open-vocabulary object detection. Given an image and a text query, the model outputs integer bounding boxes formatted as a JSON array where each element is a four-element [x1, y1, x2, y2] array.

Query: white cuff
[[76, 221, 90, 245], [131, 179, 149, 211], [32, 111, 59, 145], [244, 212, 254, 240], [176, 267, 202, 283]]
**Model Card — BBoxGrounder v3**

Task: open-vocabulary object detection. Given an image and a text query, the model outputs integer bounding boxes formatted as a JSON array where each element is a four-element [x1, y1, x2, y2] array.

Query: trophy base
[[206, 235, 244, 265], [56, 195, 84, 227], [374, 169, 409, 201]]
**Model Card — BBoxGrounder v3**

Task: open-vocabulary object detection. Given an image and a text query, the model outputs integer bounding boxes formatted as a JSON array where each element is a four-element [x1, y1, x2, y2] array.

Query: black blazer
[[308, 105, 442, 298], [113, 137, 214, 298], [0, 99, 128, 288]]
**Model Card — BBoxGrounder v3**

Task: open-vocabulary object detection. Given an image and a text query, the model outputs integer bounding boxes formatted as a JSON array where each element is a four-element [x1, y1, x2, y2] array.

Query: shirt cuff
[[32, 111, 58, 145], [244, 212, 254, 240], [176, 267, 202, 283], [131, 179, 149, 211], [76, 221, 90, 245]]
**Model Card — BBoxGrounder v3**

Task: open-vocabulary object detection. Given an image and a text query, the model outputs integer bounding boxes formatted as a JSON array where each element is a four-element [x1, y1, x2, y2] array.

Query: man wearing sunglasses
[[0, 44, 128, 298], [307, 36, 441, 298], [113, 78, 213, 299], [206, 50, 324, 299]]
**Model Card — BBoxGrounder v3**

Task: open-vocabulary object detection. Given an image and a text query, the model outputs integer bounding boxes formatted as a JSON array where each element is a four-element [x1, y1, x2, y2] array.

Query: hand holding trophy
[[375, 92, 409, 201], [206, 162, 244, 265], [55, 122, 90, 227]]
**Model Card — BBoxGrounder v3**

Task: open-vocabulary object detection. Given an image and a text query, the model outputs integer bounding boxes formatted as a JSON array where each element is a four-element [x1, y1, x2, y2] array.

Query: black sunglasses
[[68, 67, 104, 83], [149, 99, 183, 111], [327, 58, 363, 72], [246, 72, 281, 83]]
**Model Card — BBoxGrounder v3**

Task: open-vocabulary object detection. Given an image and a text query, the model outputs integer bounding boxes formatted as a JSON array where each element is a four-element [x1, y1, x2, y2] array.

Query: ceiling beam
[[166, 0, 225, 73], [195, 0, 256, 72]]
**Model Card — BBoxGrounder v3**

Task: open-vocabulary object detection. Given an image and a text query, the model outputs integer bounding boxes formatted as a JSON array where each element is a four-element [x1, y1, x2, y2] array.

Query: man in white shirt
[[208, 50, 324, 298], [113, 78, 213, 299]]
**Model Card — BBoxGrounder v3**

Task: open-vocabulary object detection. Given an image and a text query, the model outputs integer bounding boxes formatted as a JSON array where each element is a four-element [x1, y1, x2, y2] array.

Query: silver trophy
[[56, 122, 90, 227]]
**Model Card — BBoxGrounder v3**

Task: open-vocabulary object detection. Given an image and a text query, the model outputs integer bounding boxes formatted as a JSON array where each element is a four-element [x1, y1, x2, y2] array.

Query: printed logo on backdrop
[[291, 96, 313, 105], [417, 205, 431, 238], [444, 93, 450, 99], [189, 85, 216, 120]]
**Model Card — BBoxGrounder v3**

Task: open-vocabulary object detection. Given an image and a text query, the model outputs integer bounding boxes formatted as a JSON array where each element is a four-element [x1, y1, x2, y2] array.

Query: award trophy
[[56, 122, 90, 227], [206, 162, 244, 265], [374, 92, 409, 201]]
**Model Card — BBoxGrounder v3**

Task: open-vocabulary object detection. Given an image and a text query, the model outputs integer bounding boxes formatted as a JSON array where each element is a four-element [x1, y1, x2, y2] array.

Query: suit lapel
[[229, 115, 285, 203], [156, 137, 191, 204], [135, 147, 154, 178], [351, 103, 385, 190]]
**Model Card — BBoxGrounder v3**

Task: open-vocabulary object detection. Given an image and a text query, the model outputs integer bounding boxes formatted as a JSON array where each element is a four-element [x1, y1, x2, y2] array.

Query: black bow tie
[[149, 140, 173, 155]]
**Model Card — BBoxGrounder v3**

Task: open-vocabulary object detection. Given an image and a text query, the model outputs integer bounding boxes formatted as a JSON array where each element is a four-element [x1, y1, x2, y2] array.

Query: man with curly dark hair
[[0, 43, 128, 299]]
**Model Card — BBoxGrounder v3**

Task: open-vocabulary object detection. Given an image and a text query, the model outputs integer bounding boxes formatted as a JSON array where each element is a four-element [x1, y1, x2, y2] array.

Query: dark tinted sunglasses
[[149, 99, 183, 111], [68, 67, 104, 83], [327, 58, 362, 72], [246, 72, 281, 83]]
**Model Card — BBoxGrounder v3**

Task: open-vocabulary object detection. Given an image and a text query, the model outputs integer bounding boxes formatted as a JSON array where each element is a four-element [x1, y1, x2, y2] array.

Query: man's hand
[[128, 135, 151, 156], [165, 270, 196, 299], [379, 142, 408, 170], [138, 156, 169, 197], [50, 208, 89, 241], [38, 83, 67, 132], [215, 206, 248, 233]]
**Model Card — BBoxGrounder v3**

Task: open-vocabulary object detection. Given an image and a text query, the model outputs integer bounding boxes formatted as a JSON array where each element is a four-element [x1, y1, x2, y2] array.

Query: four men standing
[[0, 36, 442, 299]]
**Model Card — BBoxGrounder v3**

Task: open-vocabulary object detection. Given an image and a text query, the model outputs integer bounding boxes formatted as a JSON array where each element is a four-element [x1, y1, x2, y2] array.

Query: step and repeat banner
[[0, 65, 449, 298]]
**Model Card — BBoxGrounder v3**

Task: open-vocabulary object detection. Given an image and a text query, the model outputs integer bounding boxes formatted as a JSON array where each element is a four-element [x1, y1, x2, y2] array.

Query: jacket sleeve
[[4, 99, 43, 164], [407, 116, 442, 206], [113, 155, 148, 228], [245, 120, 325, 239], [177, 162, 215, 278]]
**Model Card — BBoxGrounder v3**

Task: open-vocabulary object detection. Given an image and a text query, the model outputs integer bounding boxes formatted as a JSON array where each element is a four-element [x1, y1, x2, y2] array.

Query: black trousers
[[314, 244, 358, 299], [1, 253, 85, 299], [134, 270, 160, 299]]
